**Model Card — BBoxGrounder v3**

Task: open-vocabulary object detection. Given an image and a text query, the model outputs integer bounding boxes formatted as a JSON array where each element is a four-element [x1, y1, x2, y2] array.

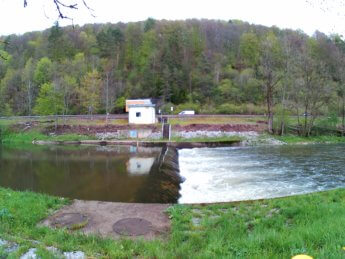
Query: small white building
[[126, 99, 156, 124]]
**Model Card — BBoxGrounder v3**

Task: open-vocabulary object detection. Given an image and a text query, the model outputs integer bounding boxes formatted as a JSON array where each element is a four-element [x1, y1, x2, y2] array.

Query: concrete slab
[[41, 200, 171, 240]]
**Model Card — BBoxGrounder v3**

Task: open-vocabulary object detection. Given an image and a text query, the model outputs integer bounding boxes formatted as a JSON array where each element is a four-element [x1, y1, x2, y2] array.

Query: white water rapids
[[178, 144, 345, 204]]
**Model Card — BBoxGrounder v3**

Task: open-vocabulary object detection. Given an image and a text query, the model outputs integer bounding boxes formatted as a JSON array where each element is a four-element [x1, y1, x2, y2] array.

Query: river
[[1, 143, 345, 204], [179, 144, 345, 203]]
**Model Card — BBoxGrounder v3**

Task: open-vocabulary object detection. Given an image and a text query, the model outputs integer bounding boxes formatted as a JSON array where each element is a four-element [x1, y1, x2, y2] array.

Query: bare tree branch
[[23, 0, 94, 20], [81, 0, 95, 17]]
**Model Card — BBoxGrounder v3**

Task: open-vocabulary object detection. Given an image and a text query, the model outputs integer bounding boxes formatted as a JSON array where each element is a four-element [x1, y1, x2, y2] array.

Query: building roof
[[125, 99, 153, 112], [128, 104, 156, 108]]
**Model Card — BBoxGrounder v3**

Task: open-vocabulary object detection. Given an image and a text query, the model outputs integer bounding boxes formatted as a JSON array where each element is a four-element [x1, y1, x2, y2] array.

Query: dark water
[[179, 144, 345, 203], [0, 144, 179, 203]]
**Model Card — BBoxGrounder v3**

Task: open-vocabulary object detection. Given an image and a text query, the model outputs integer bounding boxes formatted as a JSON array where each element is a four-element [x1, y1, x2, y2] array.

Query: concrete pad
[[41, 200, 171, 240]]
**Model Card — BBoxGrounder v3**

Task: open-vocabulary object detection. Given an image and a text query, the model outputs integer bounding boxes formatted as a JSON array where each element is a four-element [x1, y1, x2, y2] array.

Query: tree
[[48, 22, 75, 61], [239, 32, 260, 68], [78, 70, 102, 117], [23, 58, 35, 115], [293, 38, 333, 136], [96, 27, 124, 59], [34, 57, 53, 87], [329, 35, 345, 134], [33, 82, 63, 115], [60, 74, 78, 115], [259, 32, 284, 133]]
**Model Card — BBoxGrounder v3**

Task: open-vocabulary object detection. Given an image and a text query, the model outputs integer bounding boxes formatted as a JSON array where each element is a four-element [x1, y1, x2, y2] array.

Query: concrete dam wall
[[134, 146, 183, 203]]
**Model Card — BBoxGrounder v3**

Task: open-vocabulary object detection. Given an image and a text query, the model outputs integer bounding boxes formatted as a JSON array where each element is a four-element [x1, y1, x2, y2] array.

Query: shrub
[[113, 96, 126, 113], [242, 103, 266, 115], [273, 105, 292, 135], [216, 103, 243, 114]]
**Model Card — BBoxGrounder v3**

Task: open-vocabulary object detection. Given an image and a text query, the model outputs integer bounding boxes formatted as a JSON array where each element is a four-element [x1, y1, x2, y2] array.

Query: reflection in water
[[0, 144, 179, 203], [127, 157, 155, 175], [179, 144, 345, 203]]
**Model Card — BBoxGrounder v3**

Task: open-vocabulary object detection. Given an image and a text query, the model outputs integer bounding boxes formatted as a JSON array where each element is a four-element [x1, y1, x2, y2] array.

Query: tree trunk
[[189, 72, 192, 100], [27, 80, 32, 115], [341, 94, 345, 136], [106, 72, 109, 114], [266, 84, 273, 134]]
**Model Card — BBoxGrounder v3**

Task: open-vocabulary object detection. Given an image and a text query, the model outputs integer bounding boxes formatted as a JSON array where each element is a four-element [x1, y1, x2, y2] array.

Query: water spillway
[[134, 146, 183, 203], [178, 144, 345, 204]]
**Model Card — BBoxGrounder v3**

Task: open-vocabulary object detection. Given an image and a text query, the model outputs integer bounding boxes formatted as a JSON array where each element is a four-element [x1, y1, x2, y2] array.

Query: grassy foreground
[[2, 188, 345, 258]]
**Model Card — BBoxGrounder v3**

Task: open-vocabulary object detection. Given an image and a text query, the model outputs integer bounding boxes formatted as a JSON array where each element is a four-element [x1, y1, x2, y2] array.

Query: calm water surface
[[0, 144, 178, 203], [179, 144, 345, 203]]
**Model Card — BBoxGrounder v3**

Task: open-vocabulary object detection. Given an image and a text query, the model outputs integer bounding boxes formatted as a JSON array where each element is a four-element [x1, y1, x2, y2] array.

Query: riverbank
[[1, 187, 345, 258], [3, 115, 345, 146], [0, 115, 264, 145], [275, 135, 345, 144]]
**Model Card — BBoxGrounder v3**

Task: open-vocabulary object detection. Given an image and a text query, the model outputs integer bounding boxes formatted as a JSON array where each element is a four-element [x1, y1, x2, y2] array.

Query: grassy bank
[[0, 131, 93, 144], [2, 188, 345, 258], [275, 135, 345, 144]]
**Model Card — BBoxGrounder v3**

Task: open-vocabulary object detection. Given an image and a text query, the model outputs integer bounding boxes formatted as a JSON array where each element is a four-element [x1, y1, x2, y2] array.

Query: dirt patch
[[41, 200, 171, 240], [42, 123, 265, 135], [43, 124, 160, 135]]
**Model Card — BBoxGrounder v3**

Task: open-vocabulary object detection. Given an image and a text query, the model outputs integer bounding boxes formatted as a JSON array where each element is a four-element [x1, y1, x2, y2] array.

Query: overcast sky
[[0, 0, 344, 36]]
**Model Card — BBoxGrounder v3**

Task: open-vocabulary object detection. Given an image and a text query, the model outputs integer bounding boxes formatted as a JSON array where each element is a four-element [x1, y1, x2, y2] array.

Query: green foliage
[[144, 18, 156, 32], [0, 19, 344, 127], [34, 57, 53, 87], [316, 112, 339, 129], [78, 70, 102, 115], [240, 32, 260, 67], [113, 96, 126, 113], [48, 22, 73, 61], [273, 104, 292, 135], [216, 103, 266, 115], [276, 135, 345, 144], [0, 50, 12, 63], [175, 102, 201, 114], [97, 26, 124, 58], [33, 83, 64, 115], [0, 103, 13, 116], [1, 131, 92, 144], [216, 103, 243, 114]]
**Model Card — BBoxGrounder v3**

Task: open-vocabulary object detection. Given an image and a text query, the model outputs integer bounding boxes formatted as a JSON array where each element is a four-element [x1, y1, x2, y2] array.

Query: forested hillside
[[1, 18, 345, 132]]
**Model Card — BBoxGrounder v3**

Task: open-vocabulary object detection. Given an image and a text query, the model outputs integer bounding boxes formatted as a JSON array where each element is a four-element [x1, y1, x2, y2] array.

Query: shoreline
[[31, 139, 242, 148]]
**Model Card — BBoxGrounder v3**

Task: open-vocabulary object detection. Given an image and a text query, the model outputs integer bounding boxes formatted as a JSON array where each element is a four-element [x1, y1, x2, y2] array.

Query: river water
[[178, 144, 345, 203], [1, 144, 345, 204], [0, 144, 179, 203]]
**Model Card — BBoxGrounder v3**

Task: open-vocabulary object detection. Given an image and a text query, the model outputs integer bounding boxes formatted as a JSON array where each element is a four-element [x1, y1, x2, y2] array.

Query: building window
[[136, 112, 141, 117]]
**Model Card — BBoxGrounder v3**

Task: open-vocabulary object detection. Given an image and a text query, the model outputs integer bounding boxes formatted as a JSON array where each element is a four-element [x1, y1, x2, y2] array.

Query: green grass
[[2, 187, 345, 258], [1, 131, 93, 144], [276, 135, 345, 144], [169, 115, 264, 125]]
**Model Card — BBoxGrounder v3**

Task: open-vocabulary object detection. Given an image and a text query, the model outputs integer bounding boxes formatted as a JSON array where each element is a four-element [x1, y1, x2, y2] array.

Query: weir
[[134, 146, 183, 203]]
